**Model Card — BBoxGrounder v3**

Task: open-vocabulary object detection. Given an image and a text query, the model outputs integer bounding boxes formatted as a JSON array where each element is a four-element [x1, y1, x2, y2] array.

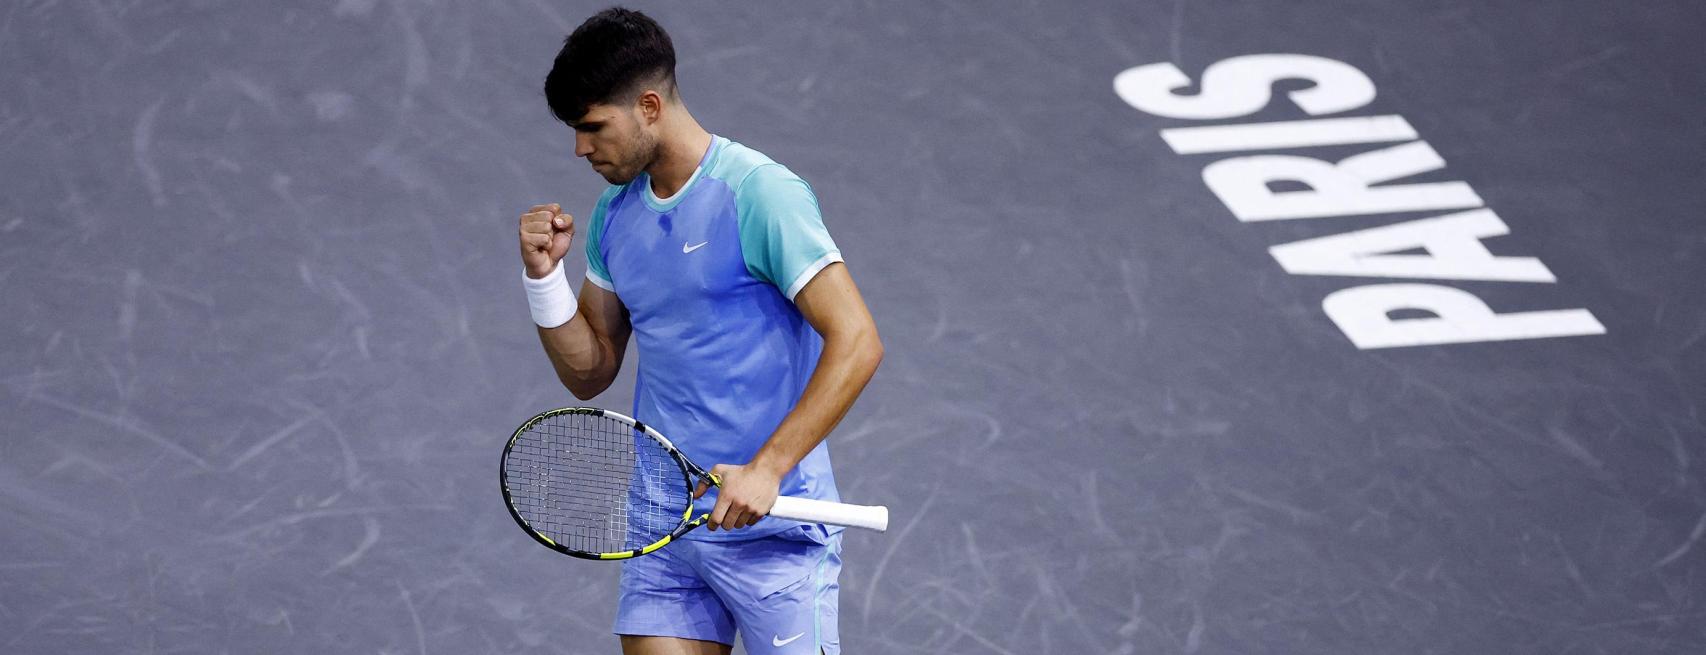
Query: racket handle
[[770, 496, 889, 532]]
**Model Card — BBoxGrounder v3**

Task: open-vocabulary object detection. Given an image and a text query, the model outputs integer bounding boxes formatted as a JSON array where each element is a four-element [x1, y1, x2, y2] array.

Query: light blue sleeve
[[583, 186, 620, 291], [735, 164, 842, 301]]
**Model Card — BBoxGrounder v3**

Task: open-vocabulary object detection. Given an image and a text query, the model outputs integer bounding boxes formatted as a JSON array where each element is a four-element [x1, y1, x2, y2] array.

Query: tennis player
[[516, 8, 882, 655]]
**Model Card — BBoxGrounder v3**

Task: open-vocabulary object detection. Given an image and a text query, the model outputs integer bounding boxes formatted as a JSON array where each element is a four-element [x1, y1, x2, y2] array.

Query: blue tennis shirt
[[585, 136, 844, 542]]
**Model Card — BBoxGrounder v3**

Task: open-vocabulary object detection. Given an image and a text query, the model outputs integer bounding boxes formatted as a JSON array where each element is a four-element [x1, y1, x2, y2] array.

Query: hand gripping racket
[[500, 407, 889, 560]]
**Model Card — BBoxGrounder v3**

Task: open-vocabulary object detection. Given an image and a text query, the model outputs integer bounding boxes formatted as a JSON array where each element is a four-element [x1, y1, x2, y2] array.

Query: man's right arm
[[519, 202, 629, 400], [537, 279, 629, 400]]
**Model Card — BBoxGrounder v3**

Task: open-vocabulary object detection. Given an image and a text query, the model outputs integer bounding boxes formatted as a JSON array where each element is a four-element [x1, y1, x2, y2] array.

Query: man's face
[[571, 101, 656, 185]]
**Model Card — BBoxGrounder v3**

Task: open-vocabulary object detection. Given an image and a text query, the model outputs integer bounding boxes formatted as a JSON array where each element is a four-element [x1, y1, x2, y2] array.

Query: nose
[[574, 132, 594, 159]]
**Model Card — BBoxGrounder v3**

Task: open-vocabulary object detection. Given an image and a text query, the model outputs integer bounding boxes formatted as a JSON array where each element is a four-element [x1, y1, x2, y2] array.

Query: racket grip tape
[[770, 496, 890, 532]]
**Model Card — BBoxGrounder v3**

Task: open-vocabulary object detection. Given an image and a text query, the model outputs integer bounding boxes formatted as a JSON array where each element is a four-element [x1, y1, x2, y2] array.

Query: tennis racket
[[500, 407, 889, 560]]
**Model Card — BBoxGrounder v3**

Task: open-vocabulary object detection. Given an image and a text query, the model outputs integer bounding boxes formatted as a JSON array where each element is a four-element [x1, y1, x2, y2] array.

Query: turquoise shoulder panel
[[584, 185, 623, 289], [713, 141, 841, 300]]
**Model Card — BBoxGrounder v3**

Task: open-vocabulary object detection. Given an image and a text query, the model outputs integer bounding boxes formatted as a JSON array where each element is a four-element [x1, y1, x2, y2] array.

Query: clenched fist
[[519, 203, 574, 279]]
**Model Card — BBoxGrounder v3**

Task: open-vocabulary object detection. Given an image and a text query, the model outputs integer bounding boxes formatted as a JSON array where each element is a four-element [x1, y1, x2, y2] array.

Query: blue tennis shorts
[[614, 524, 842, 654]]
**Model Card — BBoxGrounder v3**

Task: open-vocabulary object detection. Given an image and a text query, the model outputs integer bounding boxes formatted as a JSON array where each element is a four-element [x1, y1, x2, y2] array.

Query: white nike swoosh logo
[[683, 241, 709, 253], [772, 632, 805, 647]]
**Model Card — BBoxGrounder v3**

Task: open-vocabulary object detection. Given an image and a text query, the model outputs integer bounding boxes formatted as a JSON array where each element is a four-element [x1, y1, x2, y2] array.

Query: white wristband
[[523, 260, 577, 328]]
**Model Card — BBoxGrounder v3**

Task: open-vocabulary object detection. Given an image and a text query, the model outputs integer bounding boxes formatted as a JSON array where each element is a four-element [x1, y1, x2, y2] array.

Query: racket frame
[[500, 407, 709, 561], [501, 406, 889, 561]]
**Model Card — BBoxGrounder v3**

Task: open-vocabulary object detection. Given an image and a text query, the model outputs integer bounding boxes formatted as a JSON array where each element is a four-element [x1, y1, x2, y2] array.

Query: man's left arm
[[702, 262, 882, 531]]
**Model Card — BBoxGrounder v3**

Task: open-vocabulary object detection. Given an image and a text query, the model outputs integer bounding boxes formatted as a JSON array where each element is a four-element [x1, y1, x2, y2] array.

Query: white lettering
[[1113, 54, 1377, 121], [1268, 209, 1556, 282], [1202, 141, 1483, 221], [1161, 115, 1417, 154], [1114, 53, 1603, 348], [1322, 284, 1606, 349]]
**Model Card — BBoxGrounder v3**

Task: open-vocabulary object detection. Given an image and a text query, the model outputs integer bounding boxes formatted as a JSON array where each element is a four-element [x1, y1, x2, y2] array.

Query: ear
[[635, 90, 664, 125]]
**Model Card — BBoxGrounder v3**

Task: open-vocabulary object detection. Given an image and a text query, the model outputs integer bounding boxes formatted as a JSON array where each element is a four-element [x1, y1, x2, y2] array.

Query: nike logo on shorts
[[683, 241, 709, 253], [772, 632, 805, 647]]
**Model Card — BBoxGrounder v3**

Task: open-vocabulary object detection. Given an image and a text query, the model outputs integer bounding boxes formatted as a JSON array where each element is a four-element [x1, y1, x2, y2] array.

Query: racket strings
[[504, 413, 689, 554]]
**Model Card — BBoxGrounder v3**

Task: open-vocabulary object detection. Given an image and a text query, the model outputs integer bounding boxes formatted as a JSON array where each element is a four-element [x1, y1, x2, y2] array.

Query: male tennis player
[[516, 8, 882, 655]]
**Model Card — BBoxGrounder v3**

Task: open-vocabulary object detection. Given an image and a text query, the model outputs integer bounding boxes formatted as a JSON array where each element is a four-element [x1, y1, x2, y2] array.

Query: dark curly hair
[[543, 7, 677, 124]]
